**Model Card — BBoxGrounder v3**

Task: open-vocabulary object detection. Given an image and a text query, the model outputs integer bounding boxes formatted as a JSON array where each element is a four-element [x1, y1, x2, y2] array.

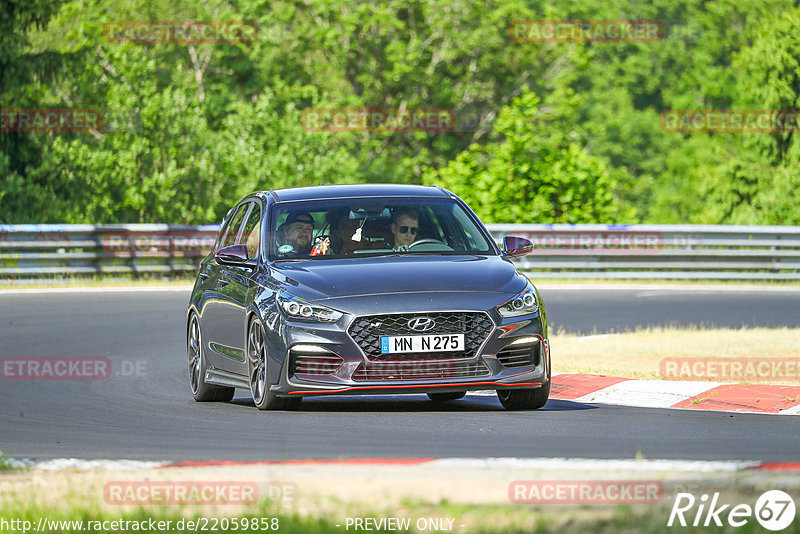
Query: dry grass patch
[[551, 327, 800, 384]]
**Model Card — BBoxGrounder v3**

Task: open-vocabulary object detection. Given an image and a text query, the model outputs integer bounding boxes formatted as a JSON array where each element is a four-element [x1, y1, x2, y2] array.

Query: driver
[[278, 211, 322, 256], [390, 208, 419, 251]]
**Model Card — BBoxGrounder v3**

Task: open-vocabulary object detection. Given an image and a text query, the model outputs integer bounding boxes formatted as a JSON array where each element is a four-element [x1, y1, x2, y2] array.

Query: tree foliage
[[1, 0, 799, 224], [423, 90, 632, 223]]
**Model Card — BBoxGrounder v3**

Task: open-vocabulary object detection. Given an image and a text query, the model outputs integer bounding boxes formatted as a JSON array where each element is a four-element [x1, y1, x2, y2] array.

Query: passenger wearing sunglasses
[[390, 208, 420, 251]]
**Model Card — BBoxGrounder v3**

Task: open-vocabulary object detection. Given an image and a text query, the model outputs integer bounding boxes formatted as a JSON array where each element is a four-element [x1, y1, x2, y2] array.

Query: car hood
[[269, 255, 526, 303]]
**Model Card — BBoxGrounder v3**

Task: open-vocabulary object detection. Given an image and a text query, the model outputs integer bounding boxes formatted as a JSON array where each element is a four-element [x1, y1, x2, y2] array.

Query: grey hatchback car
[[187, 184, 549, 410]]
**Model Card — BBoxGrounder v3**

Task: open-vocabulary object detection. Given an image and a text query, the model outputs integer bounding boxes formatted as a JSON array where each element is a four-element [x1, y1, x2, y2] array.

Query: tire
[[496, 381, 550, 410], [188, 314, 235, 402], [247, 316, 302, 411], [427, 391, 467, 402]]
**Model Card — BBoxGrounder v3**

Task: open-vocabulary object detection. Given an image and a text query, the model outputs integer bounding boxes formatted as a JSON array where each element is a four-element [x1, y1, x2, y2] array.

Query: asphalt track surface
[[1, 286, 799, 463]]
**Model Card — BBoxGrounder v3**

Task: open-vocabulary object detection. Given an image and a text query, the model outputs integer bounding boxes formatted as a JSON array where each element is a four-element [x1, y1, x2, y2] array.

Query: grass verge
[[1, 498, 797, 534], [551, 326, 800, 383], [0, 451, 16, 472], [0, 506, 800, 534], [2, 461, 798, 533]]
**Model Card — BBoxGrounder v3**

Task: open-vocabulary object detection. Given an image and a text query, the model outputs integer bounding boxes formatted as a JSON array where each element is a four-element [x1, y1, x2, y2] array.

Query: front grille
[[348, 312, 494, 360], [497, 339, 540, 369], [352, 358, 491, 381], [291, 352, 344, 376]]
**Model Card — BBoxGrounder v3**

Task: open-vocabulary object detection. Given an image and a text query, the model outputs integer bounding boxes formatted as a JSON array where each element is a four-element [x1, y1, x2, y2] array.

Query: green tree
[[4, 0, 800, 225], [423, 90, 632, 223], [687, 5, 800, 224], [0, 0, 68, 222]]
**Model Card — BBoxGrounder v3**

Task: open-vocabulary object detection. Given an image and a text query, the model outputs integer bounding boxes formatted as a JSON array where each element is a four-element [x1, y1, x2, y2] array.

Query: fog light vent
[[290, 346, 343, 376], [496, 337, 540, 369]]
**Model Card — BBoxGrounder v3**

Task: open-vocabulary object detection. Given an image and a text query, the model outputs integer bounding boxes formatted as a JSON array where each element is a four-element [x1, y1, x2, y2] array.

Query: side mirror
[[215, 244, 254, 266], [502, 236, 534, 258]]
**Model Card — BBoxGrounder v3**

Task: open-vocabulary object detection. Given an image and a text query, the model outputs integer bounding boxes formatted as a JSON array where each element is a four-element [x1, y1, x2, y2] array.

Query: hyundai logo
[[408, 317, 436, 332]]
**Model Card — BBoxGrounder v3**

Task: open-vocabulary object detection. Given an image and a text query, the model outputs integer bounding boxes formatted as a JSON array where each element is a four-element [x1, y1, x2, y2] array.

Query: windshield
[[268, 197, 496, 260]]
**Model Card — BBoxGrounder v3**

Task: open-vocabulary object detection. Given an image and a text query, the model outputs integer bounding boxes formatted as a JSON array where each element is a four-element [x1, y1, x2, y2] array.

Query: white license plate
[[380, 334, 465, 354]]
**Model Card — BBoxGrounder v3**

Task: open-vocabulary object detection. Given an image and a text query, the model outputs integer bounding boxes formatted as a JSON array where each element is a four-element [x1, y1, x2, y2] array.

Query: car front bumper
[[266, 308, 549, 398]]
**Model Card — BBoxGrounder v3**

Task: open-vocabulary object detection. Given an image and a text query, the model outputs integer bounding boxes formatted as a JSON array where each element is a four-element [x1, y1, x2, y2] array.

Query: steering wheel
[[407, 238, 445, 248]]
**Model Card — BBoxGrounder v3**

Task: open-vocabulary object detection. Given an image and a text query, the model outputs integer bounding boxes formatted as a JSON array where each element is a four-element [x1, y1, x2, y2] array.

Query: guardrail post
[[127, 233, 138, 280], [168, 231, 176, 276]]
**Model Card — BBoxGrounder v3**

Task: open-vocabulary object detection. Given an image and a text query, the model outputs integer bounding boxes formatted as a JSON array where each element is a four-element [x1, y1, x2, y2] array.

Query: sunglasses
[[398, 226, 418, 235]]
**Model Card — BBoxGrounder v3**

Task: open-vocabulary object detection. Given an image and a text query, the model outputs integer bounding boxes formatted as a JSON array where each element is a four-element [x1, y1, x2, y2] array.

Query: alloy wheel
[[248, 318, 267, 405]]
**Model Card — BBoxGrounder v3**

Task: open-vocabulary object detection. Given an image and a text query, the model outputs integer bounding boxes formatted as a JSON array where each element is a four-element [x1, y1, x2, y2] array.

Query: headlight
[[277, 290, 343, 323], [496, 282, 538, 317]]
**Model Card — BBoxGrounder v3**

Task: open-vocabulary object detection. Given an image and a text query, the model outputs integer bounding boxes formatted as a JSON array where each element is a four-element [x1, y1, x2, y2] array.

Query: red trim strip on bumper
[[288, 381, 543, 395]]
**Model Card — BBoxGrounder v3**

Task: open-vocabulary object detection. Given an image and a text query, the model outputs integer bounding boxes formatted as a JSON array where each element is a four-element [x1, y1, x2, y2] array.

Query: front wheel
[[188, 314, 234, 402], [496, 382, 549, 410], [247, 316, 302, 411]]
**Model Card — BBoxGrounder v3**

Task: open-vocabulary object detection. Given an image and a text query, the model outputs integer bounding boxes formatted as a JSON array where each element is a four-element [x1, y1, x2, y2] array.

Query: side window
[[450, 204, 487, 251], [421, 206, 446, 241], [220, 204, 249, 249], [240, 204, 262, 259], [214, 208, 234, 251]]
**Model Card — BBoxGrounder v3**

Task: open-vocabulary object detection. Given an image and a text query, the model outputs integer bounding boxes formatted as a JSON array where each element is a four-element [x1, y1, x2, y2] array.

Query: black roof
[[255, 183, 452, 202]]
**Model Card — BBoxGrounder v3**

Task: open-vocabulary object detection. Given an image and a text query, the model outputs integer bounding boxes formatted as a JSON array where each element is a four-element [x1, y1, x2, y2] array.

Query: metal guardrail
[[1, 223, 799, 280], [0, 224, 218, 278], [491, 224, 800, 280]]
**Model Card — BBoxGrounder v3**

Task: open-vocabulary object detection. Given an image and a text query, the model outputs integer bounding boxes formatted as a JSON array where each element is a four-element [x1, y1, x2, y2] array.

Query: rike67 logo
[[669, 490, 796, 531]]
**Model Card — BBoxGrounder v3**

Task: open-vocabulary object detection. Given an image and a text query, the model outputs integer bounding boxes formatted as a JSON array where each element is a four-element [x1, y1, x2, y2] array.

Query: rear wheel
[[497, 382, 550, 410], [427, 391, 466, 402], [188, 314, 234, 402], [247, 316, 302, 411]]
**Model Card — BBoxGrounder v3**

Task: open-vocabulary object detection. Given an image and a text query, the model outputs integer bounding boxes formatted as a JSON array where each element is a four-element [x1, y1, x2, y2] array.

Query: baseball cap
[[284, 211, 314, 226]]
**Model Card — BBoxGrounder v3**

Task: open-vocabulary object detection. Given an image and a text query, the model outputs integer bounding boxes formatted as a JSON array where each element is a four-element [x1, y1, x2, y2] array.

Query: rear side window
[[240, 205, 262, 259], [214, 209, 233, 251], [218, 204, 250, 250]]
